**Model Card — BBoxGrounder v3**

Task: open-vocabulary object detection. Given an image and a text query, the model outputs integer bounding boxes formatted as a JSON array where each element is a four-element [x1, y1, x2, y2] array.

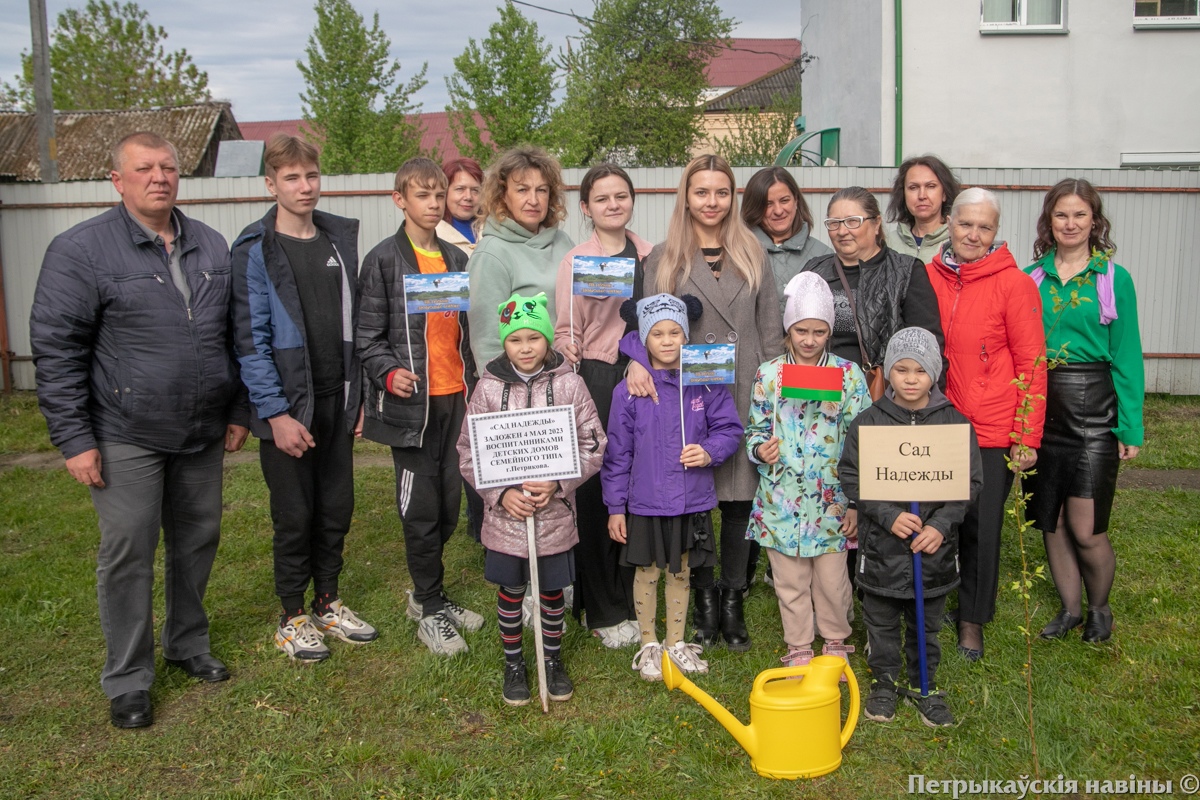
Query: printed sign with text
[[403, 272, 470, 314], [571, 255, 636, 298], [681, 343, 736, 386], [857, 424, 972, 502], [467, 406, 581, 490]]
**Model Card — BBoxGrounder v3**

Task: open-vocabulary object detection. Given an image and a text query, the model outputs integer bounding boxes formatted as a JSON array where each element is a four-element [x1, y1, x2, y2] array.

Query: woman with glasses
[[1023, 179, 1143, 645], [927, 187, 1047, 661], [884, 155, 962, 265], [742, 167, 832, 316], [801, 187, 943, 383], [622, 154, 784, 652]]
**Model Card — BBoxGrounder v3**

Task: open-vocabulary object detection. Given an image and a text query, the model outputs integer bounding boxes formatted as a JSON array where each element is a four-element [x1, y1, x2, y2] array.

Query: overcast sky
[[0, 0, 801, 121]]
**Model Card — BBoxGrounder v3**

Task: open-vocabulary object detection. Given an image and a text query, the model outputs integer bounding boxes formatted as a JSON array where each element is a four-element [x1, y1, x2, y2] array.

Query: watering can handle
[[841, 661, 860, 748], [751, 664, 811, 692]]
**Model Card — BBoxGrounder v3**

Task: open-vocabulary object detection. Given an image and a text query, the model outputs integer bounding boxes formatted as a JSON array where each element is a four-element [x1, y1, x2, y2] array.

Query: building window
[[980, 0, 1068, 33], [1134, 0, 1200, 27]]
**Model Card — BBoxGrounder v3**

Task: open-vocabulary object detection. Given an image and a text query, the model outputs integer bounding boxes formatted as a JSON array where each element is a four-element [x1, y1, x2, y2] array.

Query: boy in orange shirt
[[356, 158, 483, 654]]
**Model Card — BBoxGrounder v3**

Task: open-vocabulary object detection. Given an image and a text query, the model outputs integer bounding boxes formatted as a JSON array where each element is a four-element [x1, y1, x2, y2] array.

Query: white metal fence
[[2, 166, 1197, 393]]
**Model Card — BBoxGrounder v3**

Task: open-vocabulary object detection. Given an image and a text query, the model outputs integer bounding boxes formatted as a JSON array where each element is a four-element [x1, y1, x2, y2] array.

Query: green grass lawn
[[1, 392, 1198, 798]]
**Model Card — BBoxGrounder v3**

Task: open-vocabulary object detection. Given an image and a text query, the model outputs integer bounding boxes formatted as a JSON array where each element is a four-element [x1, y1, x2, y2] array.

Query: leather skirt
[[1025, 362, 1120, 534]]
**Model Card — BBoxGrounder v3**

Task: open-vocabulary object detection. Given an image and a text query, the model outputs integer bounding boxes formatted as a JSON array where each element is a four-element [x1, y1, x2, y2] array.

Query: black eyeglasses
[[823, 215, 878, 231]]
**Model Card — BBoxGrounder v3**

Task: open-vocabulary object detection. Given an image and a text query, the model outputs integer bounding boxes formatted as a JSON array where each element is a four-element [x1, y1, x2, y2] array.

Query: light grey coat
[[642, 244, 785, 502], [753, 224, 834, 317]]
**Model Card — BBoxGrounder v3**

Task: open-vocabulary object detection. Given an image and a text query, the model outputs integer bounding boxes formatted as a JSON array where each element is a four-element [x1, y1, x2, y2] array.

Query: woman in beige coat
[[623, 154, 783, 652]]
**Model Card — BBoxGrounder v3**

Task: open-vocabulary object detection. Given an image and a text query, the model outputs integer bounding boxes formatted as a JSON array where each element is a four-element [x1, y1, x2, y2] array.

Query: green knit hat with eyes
[[497, 292, 555, 346]]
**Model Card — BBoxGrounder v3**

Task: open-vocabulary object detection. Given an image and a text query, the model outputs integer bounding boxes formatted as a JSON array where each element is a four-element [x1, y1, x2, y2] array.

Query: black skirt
[[1025, 362, 1120, 534], [621, 511, 716, 573], [485, 548, 576, 591]]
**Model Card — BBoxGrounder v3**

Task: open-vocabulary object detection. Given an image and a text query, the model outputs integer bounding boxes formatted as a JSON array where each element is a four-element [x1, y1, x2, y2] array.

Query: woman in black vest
[[801, 186, 945, 589]]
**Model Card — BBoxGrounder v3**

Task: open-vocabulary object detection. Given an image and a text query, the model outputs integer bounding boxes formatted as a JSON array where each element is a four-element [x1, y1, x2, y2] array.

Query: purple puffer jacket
[[457, 350, 606, 558], [602, 364, 743, 517]]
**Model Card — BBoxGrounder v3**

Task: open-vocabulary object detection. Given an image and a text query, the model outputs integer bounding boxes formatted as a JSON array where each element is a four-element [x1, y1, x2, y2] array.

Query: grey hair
[[950, 186, 1001, 225]]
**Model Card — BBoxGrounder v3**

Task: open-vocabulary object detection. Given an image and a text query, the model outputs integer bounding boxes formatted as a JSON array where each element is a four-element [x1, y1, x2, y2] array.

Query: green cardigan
[[1025, 251, 1144, 446]]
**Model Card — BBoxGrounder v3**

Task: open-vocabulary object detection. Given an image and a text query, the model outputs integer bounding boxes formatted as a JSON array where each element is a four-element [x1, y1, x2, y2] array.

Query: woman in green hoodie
[[884, 155, 960, 264], [467, 147, 575, 367]]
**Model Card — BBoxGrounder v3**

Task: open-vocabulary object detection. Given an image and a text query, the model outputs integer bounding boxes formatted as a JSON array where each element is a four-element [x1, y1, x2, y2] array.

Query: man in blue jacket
[[30, 132, 250, 729], [231, 134, 375, 662]]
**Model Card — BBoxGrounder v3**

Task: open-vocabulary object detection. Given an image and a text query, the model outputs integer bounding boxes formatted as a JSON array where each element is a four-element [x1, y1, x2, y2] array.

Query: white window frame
[[1133, 0, 1200, 29], [979, 0, 1069, 35]]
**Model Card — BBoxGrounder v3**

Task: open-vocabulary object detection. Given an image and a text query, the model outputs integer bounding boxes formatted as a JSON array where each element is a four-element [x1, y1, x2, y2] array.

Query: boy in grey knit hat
[[837, 325, 983, 729]]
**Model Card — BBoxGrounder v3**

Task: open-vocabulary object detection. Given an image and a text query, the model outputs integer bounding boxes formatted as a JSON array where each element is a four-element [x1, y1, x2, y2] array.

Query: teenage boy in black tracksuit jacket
[[356, 157, 484, 656]]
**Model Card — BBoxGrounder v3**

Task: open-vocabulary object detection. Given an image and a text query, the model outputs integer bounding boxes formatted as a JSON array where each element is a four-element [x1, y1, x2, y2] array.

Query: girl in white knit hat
[[744, 272, 872, 669]]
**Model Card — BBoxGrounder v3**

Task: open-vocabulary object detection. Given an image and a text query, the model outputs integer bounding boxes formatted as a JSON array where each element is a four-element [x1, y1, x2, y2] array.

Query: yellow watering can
[[662, 653, 859, 780]]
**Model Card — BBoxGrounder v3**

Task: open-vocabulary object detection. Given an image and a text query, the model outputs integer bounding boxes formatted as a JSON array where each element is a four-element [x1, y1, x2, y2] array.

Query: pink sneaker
[[780, 646, 814, 668], [821, 640, 856, 681]]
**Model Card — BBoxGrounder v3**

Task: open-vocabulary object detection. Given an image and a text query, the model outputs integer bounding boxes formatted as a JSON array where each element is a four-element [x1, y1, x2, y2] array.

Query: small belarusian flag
[[779, 363, 843, 402]]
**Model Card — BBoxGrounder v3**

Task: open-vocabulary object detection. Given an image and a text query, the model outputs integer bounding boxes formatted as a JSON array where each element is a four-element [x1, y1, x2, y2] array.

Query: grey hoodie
[[466, 216, 574, 367], [754, 224, 833, 317]]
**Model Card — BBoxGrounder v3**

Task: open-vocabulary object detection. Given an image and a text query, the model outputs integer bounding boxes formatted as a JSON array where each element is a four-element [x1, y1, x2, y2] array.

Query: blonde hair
[[655, 154, 765, 294], [478, 146, 567, 230]]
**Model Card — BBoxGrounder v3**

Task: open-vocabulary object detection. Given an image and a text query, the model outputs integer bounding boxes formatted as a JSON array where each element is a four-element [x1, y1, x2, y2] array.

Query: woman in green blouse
[[1023, 179, 1143, 645]]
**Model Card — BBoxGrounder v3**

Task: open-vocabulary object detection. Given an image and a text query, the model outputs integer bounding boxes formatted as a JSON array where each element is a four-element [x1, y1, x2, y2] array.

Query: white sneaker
[[406, 590, 484, 633], [417, 611, 469, 656], [313, 600, 378, 644], [275, 614, 330, 662], [632, 642, 663, 681], [592, 620, 640, 649], [666, 641, 709, 674]]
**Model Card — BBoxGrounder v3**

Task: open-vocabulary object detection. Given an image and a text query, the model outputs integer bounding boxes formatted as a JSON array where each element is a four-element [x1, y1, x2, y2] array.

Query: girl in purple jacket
[[602, 294, 744, 681]]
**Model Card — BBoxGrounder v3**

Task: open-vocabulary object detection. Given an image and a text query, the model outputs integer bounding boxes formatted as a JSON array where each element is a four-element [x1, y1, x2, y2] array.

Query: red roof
[[237, 111, 485, 163], [704, 38, 802, 89]]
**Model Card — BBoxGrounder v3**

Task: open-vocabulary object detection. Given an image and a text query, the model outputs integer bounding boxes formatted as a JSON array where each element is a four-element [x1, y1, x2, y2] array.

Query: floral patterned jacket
[[744, 353, 871, 557]]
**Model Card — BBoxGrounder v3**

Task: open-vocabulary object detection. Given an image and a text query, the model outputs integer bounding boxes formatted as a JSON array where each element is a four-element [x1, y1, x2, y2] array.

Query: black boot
[[1081, 606, 1113, 643], [691, 586, 720, 647], [719, 587, 751, 652]]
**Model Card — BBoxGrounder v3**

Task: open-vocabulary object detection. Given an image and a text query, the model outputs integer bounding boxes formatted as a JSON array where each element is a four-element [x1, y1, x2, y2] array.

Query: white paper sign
[[857, 424, 972, 502], [467, 405, 581, 489]]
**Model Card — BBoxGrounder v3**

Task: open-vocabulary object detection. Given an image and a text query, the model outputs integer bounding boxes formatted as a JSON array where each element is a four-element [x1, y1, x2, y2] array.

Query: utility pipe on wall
[[894, 0, 903, 167]]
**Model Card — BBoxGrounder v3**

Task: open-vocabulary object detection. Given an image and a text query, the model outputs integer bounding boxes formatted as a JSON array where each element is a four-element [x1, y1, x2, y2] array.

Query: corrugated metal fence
[[2, 166, 1197, 393]]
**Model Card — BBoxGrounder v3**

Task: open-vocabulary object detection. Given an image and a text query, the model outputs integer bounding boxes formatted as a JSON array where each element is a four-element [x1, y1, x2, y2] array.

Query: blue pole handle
[[910, 501, 929, 698]]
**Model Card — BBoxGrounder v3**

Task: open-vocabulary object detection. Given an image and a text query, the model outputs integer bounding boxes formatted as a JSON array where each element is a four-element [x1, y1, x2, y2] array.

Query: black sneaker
[[864, 684, 897, 722], [909, 691, 955, 727], [502, 660, 530, 707], [544, 656, 574, 702]]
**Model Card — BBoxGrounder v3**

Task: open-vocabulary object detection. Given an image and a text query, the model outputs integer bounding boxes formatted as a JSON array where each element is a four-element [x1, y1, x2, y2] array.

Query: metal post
[[29, 0, 59, 184]]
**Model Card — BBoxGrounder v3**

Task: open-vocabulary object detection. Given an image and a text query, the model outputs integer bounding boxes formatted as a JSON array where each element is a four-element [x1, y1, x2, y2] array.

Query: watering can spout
[[662, 653, 758, 756]]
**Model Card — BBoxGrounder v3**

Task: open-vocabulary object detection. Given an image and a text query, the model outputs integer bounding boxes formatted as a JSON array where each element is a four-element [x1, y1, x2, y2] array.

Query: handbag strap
[[832, 260, 874, 369]]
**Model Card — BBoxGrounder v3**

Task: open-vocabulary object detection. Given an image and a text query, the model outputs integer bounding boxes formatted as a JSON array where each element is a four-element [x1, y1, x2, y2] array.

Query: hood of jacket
[[930, 241, 1018, 284], [870, 385, 953, 424], [481, 347, 567, 385], [754, 222, 820, 255], [481, 215, 565, 251]]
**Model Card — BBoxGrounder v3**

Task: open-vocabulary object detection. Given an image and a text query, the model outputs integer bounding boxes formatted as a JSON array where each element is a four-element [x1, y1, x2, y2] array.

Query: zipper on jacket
[[398, 253, 430, 446]]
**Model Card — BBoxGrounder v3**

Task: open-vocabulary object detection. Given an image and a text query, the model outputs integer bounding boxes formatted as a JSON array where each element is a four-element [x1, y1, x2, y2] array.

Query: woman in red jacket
[[926, 187, 1047, 661]]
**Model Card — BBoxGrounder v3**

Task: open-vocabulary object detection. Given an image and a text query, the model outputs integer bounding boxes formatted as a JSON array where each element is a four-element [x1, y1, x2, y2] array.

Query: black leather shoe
[[719, 587, 751, 652], [1081, 607, 1113, 643], [690, 587, 720, 647], [1039, 608, 1084, 640], [110, 690, 153, 729], [165, 653, 230, 682]]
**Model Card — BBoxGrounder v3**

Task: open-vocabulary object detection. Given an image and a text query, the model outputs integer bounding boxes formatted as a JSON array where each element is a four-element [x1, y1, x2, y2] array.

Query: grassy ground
[[1, 392, 1198, 798]]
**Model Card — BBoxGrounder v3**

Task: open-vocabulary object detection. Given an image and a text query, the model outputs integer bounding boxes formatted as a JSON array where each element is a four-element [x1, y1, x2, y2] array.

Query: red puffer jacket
[[927, 244, 1046, 449]]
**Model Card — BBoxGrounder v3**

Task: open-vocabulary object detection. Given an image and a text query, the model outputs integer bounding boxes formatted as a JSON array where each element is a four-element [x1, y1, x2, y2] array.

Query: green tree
[[712, 90, 803, 167], [556, 0, 733, 167], [297, 0, 428, 174], [445, 2, 557, 164], [3, 0, 210, 111]]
